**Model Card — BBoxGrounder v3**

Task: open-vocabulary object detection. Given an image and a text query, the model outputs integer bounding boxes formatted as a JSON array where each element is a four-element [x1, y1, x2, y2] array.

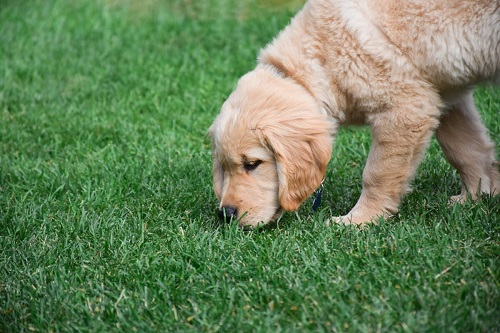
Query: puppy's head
[[209, 68, 334, 228]]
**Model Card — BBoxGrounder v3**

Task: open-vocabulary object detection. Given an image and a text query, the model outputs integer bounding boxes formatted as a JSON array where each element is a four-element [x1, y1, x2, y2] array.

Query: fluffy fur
[[209, 0, 500, 228]]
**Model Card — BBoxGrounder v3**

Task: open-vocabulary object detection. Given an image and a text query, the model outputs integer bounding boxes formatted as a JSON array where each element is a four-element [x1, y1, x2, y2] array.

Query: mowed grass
[[1, 0, 499, 332]]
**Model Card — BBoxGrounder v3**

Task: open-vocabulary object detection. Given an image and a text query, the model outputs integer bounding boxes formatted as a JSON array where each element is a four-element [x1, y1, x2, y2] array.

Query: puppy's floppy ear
[[257, 114, 333, 211]]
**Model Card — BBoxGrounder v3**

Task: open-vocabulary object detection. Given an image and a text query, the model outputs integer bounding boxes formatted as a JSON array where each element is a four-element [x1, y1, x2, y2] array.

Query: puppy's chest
[[340, 98, 386, 125], [329, 69, 394, 125]]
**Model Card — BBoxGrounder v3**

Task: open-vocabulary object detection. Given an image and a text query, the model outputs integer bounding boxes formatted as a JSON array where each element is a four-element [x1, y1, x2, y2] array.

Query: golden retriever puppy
[[209, 0, 500, 228]]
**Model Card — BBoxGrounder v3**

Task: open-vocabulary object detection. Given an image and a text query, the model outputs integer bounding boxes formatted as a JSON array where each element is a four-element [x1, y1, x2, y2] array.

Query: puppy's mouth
[[236, 207, 283, 230]]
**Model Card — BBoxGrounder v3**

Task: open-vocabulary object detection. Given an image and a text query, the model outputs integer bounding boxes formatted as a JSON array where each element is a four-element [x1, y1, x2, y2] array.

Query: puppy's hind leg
[[435, 91, 500, 202]]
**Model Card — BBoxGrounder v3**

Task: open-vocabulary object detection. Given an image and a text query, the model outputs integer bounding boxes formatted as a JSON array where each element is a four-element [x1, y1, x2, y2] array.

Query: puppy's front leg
[[331, 104, 440, 226]]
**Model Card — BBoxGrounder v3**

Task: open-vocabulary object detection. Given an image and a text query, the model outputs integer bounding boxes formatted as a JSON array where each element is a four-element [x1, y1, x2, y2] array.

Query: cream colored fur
[[209, 0, 500, 228]]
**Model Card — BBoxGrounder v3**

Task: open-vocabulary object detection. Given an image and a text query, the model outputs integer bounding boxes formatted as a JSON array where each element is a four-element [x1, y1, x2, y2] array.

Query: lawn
[[1, 0, 499, 332]]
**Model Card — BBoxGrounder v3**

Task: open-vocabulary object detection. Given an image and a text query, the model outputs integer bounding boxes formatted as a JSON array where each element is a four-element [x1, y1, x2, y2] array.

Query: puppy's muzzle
[[218, 205, 238, 223]]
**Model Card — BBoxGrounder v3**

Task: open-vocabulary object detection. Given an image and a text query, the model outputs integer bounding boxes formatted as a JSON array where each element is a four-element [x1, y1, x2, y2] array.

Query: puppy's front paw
[[448, 194, 467, 204], [326, 214, 373, 227], [327, 209, 391, 227]]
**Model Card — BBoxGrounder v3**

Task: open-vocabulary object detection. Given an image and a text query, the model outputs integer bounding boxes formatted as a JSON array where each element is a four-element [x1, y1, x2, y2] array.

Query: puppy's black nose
[[218, 206, 238, 223]]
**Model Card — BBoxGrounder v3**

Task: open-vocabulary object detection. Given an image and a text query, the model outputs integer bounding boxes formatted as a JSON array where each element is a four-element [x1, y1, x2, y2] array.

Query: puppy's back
[[366, 0, 500, 88]]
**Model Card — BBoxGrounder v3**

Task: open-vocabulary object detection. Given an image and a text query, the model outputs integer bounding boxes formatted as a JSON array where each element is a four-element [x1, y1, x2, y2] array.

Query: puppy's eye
[[243, 160, 262, 172]]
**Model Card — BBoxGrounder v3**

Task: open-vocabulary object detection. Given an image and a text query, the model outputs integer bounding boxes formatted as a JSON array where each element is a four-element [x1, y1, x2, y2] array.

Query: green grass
[[1, 0, 499, 332]]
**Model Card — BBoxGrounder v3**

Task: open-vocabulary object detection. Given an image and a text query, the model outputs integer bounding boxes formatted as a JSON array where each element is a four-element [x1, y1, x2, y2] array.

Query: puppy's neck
[[256, 60, 342, 123], [262, 63, 286, 80], [256, 23, 344, 122]]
